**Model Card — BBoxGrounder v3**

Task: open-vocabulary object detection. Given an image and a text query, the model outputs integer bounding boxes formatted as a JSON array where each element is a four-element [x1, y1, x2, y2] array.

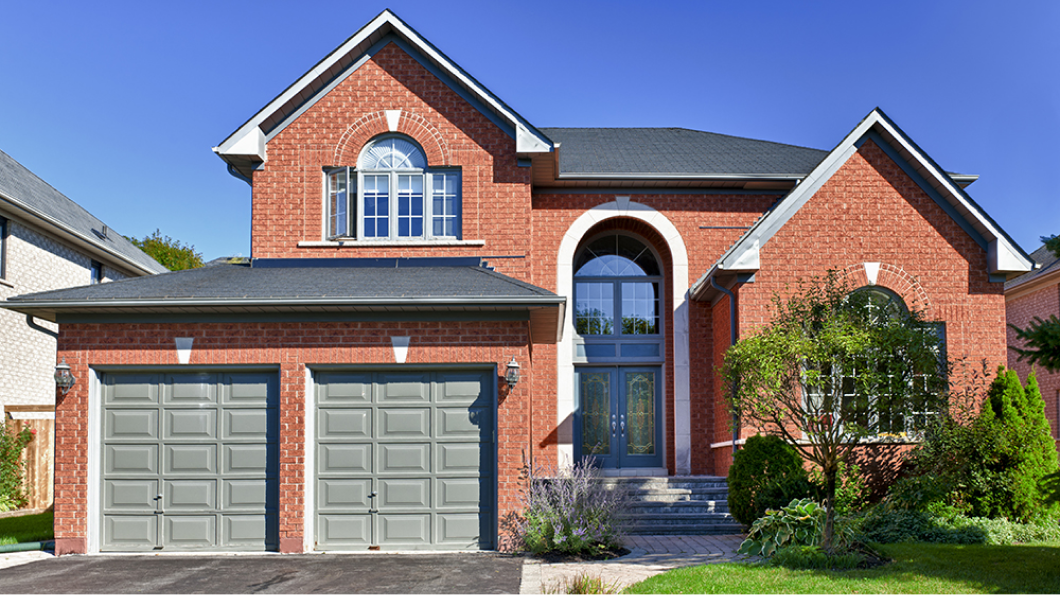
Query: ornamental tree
[[721, 271, 946, 550]]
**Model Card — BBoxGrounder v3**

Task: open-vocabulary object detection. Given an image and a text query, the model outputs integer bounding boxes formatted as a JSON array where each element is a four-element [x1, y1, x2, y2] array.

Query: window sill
[[299, 239, 486, 248]]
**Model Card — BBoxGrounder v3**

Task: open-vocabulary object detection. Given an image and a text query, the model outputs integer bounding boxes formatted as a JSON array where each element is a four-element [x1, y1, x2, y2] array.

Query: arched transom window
[[324, 135, 461, 240], [574, 234, 661, 337]]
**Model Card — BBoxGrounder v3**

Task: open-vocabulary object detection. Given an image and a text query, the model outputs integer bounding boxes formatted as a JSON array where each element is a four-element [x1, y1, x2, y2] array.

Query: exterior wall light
[[54, 358, 76, 395], [505, 356, 521, 389]]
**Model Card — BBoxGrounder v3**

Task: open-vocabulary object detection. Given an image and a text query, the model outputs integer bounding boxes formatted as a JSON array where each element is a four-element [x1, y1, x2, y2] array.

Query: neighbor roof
[[540, 128, 828, 179], [3, 258, 566, 343], [1005, 244, 1059, 292], [0, 149, 167, 275]]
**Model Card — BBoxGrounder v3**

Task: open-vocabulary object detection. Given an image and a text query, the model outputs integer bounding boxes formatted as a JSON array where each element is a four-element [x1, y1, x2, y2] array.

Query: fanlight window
[[325, 135, 460, 240], [574, 235, 661, 336]]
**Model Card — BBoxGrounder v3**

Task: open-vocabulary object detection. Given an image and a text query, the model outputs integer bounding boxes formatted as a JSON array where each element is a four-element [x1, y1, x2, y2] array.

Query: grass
[[0, 511, 54, 546], [624, 542, 1060, 594]]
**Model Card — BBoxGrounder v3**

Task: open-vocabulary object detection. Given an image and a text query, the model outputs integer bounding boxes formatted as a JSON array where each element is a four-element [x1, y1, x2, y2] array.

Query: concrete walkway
[[520, 534, 746, 594]]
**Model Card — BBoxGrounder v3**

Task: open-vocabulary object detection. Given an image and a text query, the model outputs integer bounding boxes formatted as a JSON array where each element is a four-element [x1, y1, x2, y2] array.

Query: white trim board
[[555, 199, 692, 474]]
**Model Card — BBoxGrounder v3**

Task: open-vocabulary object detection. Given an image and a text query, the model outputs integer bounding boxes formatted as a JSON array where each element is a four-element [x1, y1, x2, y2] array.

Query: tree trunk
[[822, 466, 837, 552]]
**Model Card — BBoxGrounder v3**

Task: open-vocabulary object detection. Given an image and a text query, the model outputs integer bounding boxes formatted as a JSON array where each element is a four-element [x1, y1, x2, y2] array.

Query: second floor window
[[325, 135, 461, 241], [90, 260, 104, 284]]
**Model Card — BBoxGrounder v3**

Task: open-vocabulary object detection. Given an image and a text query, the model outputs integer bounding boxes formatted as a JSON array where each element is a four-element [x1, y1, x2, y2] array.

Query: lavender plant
[[504, 457, 627, 555]]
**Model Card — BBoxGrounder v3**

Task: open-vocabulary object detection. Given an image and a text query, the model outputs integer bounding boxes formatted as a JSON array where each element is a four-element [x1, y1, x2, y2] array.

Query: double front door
[[575, 367, 663, 469]]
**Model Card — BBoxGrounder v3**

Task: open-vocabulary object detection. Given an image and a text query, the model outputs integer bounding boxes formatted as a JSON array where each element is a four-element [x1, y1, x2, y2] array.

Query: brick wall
[[1007, 278, 1060, 452], [0, 220, 129, 418], [722, 139, 1008, 474], [52, 319, 532, 555], [250, 41, 533, 286]]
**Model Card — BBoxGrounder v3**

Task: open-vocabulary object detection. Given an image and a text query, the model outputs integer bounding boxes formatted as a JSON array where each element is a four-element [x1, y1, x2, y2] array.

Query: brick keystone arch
[[334, 110, 451, 166], [840, 262, 933, 318]]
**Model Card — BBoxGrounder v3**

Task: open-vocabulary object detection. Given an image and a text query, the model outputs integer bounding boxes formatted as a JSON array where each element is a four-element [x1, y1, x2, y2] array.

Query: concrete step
[[624, 522, 745, 535], [600, 475, 740, 535], [626, 500, 729, 514]]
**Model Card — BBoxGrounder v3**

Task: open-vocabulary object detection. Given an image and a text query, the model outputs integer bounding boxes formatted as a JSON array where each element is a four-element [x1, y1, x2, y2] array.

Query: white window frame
[[323, 135, 461, 241]]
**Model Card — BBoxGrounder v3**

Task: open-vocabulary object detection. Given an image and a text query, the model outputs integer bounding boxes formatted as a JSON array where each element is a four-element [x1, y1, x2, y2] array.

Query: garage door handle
[[154, 494, 163, 501]]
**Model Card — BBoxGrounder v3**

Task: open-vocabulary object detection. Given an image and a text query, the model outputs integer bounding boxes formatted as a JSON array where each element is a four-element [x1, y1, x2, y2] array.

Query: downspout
[[226, 163, 253, 186], [710, 276, 740, 461]]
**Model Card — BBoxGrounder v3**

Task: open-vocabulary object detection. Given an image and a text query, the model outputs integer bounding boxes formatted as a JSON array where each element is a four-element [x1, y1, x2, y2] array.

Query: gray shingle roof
[[1006, 244, 1060, 290], [7, 259, 559, 303], [539, 128, 828, 177], [0, 149, 167, 275]]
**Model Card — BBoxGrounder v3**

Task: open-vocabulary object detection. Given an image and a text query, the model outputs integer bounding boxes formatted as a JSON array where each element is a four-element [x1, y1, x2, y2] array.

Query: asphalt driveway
[[0, 553, 524, 594]]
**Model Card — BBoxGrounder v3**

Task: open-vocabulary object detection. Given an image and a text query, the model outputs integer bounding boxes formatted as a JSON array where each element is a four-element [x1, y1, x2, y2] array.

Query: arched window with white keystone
[[324, 135, 461, 240]]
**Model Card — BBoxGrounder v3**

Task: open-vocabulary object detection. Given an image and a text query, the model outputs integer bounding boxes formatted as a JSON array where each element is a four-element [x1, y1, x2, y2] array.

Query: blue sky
[[2, 1, 1057, 261]]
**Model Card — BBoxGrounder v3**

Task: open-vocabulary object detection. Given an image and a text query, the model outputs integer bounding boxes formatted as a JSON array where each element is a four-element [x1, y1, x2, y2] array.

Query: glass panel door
[[575, 367, 662, 469]]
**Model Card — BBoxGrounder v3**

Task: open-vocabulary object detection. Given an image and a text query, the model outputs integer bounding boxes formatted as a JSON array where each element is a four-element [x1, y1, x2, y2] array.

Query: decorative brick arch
[[333, 110, 451, 166], [839, 262, 933, 318]]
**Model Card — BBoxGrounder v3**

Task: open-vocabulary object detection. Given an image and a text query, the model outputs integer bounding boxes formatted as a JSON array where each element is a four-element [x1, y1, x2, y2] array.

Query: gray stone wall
[[0, 220, 131, 418]]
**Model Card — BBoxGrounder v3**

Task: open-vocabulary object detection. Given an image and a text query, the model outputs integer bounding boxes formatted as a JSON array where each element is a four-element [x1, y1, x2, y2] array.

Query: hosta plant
[[738, 498, 824, 557]]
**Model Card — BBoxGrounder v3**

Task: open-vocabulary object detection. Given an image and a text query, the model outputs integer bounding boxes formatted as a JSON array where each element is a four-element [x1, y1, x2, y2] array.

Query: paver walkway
[[520, 534, 745, 594]]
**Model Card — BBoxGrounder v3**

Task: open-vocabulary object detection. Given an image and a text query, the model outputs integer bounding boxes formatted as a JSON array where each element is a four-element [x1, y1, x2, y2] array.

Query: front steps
[[601, 476, 744, 535]]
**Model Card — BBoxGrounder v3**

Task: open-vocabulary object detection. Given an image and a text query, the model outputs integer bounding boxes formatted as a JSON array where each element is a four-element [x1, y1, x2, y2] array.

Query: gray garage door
[[315, 370, 494, 550], [101, 372, 279, 551]]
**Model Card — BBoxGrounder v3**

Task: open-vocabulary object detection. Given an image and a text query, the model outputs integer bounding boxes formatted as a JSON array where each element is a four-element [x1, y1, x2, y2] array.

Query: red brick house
[[1006, 244, 1060, 450], [3, 10, 1033, 554]]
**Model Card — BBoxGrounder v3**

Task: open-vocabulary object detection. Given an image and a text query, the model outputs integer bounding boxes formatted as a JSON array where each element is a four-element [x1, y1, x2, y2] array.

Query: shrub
[[0, 423, 34, 512], [503, 457, 627, 555], [854, 505, 1060, 545], [738, 498, 824, 557], [809, 461, 869, 515], [729, 434, 813, 526]]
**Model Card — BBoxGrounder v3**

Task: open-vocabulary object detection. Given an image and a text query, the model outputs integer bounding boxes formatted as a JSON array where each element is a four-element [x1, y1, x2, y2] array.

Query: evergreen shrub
[[0, 423, 34, 512], [729, 434, 814, 526]]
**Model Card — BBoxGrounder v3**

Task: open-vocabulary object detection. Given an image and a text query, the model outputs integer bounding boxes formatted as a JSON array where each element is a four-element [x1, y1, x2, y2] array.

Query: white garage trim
[[556, 199, 692, 474], [303, 366, 316, 553]]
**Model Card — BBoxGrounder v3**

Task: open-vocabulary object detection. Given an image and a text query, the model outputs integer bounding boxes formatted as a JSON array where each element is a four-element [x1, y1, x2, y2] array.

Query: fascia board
[[0, 194, 165, 276], [554, 172, 807, 181], [215, 10, 551, 160], [2, 295, 566, 311], [1005, 264, 1060, 300]]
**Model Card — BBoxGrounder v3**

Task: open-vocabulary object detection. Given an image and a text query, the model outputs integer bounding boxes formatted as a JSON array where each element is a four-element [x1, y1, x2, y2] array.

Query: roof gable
[[691, 108, 1034, 300], [215, 9, 551, 179]]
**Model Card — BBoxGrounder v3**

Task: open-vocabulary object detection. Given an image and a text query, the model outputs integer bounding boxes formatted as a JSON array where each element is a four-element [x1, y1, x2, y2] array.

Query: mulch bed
[[528, 546, 631, 563]]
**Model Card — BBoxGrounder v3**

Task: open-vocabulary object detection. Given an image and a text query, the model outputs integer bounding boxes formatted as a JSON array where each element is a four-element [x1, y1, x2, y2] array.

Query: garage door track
[[0, 553, 524, 594]]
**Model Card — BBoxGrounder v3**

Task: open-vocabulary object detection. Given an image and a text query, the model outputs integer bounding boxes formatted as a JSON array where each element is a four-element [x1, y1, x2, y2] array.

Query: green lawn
[[0, 511, 54, 546], [625, 542, 1060, 594]]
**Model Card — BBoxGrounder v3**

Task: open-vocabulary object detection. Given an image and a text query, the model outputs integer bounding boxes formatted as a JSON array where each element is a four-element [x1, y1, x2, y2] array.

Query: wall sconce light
[[54, 358, 76, 395], [505, 356, 521, 389]]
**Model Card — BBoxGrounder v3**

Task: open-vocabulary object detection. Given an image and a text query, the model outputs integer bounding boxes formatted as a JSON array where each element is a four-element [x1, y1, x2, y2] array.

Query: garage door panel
[[163, 374, 218, 405], [379, 444, 430, 474], [319, 444, 372, 475], [104, 375, 160, 405], [318, 515, 371, 546], [436, 478, 487, 510], [222, 444, 270, 476], [378, 514, 430, 546], [318, 409, 371, 440], [437, 443, 490, 476], [318, 479, 371, 511], [104, 479, 158, 513], [317, 373, 373, 404], [435, 373, 489, 404], [436, 407, 490, 440], [105, 444, 159, 476], [165, 480, 217, 511], [165, 444, 217, 475], [376, 373, 431, 403], [222, 515, 272, 549], [378, 478, 430, 510], [103, 516, 158, 550], [165, 515, 216, 548], [222, 409, 272, 441], [379, 408, 430, 439], [436, 513, 487, 547], [164, 410, 217, 441], [222, 374, 276, 405], [105, 410, 159, 441], [222, 479, 270, 512]]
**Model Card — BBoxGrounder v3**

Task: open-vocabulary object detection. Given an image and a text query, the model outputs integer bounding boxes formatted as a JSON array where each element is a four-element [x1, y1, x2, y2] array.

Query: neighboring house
[[0, 148, 167, 421], [1006, 243, 1060, 450], [2, 10, 1032, 555]]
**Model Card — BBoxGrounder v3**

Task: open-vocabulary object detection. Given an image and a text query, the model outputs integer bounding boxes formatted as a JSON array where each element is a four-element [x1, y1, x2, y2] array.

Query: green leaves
[[738, 498, 825, 558], [128, 229, 204, 271]]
